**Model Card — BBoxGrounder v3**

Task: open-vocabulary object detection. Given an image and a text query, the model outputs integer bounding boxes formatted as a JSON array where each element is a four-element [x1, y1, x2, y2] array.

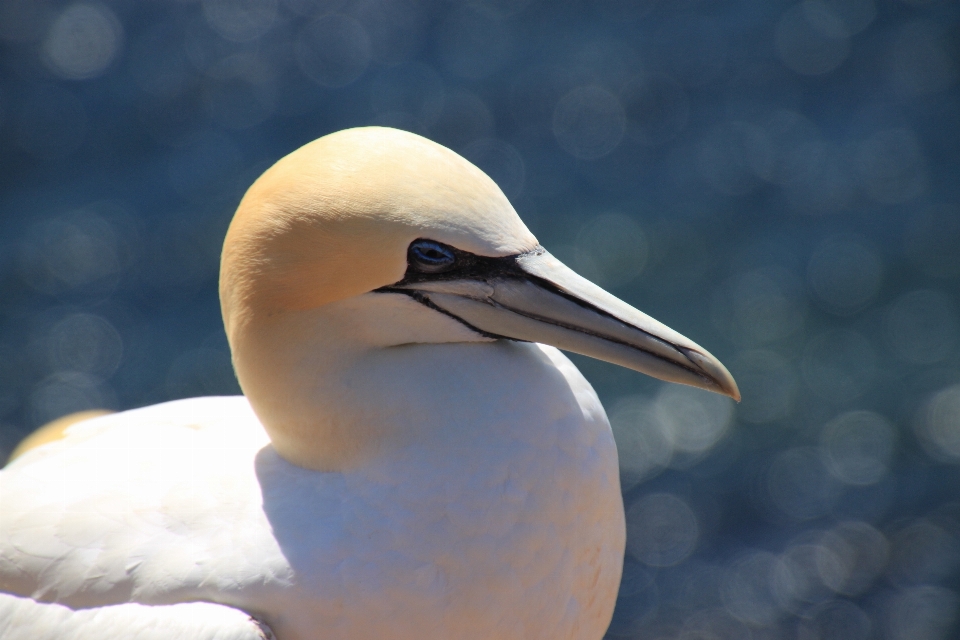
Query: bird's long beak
[[384, 247, 739, 400]]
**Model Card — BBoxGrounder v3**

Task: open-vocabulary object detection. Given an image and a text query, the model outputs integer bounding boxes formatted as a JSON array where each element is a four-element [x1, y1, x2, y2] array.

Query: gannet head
[[221, 127, 738, 469]]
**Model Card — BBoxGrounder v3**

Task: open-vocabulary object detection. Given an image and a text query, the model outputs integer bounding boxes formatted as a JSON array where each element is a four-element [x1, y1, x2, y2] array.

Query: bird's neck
[[229, 294, 558, 472]]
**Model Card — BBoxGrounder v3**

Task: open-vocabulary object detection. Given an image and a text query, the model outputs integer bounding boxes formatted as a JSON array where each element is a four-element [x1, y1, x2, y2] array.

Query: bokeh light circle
[[626, 493, 699, 567], [711, 267, 807, 347], [776, 1, 850, 76], [296, 15, 373, 88], [462, 139, 525, 201], [774, 542, 834, 609], [573, 213, 648, 290], [552, 86, 625, 160], [202, 0, 278, 42], [609, 397, 673, 488], [807, 235, 883, 316], [916, 383, 960, 462], [620, 74, 690, 147], [820, 411, 895, 486], [655, 384, 734, 456], [48, 313, 123, 378], [722, 551, 781, 626], [817, 521, 889, 596], [730, 350, 797, 424], [41, 3, 123, 80]]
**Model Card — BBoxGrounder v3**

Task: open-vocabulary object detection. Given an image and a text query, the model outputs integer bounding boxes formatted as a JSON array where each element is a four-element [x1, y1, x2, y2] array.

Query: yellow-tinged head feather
[[220, 127, 537, 335]]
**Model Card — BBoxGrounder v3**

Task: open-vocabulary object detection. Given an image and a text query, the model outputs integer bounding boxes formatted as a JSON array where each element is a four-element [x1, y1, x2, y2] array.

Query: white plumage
[[0, 595, 274, 640], [0, 127, 736, 639]]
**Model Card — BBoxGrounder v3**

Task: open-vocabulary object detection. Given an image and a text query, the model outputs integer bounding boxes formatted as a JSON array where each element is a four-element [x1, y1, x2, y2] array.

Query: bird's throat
[[228, 296, 510, 472]]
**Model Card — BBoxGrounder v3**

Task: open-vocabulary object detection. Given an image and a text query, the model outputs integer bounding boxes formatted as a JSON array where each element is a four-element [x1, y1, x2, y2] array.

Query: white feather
[[0, 344, 624, 640], [0, 592, 273, 640]]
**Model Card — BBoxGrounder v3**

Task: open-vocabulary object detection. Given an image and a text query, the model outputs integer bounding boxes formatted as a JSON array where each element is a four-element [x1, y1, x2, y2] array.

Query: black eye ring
[[409, 239, 457, 273]]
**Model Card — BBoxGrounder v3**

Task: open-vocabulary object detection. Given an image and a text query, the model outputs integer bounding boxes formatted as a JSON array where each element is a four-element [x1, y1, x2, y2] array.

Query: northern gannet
[[0, 127, 738, 640]]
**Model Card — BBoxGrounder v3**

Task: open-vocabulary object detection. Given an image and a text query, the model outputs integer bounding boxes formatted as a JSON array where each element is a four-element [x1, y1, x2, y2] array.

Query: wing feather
[[0, 592, 274, 640], [0, 397, 287, 609]]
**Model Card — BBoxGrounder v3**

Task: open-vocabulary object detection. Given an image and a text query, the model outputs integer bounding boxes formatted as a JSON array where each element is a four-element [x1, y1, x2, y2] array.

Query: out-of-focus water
[[1, 0, 959, 637]]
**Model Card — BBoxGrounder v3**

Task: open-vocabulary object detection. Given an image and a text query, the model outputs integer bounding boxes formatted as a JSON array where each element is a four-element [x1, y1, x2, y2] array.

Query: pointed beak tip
[[682, 347, 740, 402], [700, 373, 740, 402], [725, 383, 742, 403], [716, 367, 740, 403]]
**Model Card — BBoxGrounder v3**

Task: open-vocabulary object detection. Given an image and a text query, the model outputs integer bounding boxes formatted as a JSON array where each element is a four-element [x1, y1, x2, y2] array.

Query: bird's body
[[0, 127, 736, 639], [1, 345, 622, 639]]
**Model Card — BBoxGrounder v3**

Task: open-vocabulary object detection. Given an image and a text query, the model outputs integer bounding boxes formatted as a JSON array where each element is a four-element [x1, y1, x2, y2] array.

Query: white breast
[[0, 345, 624, 640]]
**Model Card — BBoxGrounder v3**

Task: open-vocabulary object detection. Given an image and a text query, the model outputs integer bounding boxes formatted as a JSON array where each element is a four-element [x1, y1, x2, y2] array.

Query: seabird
[[0, 127, 738, 640]]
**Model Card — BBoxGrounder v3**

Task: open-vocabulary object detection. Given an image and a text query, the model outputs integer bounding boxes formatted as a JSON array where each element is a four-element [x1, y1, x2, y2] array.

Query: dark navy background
[[1, 0, 959, 637]]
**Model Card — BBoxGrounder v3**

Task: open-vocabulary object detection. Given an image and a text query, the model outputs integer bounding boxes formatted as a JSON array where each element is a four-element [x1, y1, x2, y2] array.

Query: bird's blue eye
[[410, 239, 457, 273]]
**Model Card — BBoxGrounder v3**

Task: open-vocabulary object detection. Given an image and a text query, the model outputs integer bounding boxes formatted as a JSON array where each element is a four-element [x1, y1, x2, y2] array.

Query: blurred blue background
[[1, 0, 959, 637]]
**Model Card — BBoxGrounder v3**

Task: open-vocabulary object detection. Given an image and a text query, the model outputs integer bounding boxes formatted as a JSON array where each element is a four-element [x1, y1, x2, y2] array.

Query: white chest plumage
[[0, 345, 624, 640]]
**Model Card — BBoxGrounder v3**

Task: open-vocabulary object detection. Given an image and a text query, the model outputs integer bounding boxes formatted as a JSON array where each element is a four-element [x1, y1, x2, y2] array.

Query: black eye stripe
[[375, 239, 543, 289]]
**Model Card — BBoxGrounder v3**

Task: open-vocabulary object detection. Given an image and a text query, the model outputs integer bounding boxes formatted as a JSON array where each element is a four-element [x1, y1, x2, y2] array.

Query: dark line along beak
[[380, 247, 740, 401]]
